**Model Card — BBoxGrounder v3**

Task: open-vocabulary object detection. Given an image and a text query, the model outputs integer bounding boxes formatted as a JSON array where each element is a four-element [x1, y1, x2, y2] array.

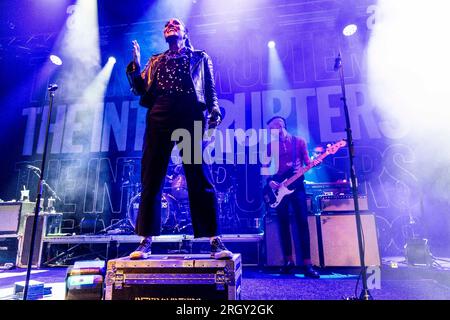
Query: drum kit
[[121, 162, 239, 235]]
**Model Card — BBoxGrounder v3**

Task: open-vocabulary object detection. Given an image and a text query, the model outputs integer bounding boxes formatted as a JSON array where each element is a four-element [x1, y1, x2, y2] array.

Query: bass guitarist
[[264, 116, 320, 277]]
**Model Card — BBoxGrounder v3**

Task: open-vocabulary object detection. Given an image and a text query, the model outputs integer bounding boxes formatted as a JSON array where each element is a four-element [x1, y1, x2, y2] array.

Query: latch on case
[[114, 270, 124, 290]]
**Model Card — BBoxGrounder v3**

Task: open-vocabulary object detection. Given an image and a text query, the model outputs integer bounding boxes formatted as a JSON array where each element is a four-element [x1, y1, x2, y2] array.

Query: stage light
[[81, 55, 117, 105], [60, 0, 100, 71], [267, 38, 290, 89], [342, 24, 358, 36], [49, 55, 63, 66]]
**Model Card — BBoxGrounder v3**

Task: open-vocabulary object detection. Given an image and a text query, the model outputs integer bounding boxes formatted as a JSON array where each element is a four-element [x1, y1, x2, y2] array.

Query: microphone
[[26, 165, 41, 174], [334, 53, 342, 71], [48, 83, 58, 92], [26, 165, 62, 201], [41, 180, 62, 201]]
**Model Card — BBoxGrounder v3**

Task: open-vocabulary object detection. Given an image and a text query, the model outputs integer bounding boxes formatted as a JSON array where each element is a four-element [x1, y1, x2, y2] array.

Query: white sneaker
[[210, 237, 233, 260]]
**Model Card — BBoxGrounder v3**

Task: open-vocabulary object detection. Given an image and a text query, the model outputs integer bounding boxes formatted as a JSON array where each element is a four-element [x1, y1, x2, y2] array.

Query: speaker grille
[[320, 213, 380, 267], [0, 203, 23, 234]]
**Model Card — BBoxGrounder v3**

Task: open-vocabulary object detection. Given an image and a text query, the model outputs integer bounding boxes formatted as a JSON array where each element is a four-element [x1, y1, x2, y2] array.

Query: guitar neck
[[284, 152, 329, 188]]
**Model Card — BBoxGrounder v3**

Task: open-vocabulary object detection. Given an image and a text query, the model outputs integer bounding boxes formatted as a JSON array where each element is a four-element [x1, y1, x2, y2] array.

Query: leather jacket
[[126, 48, 220, 113]]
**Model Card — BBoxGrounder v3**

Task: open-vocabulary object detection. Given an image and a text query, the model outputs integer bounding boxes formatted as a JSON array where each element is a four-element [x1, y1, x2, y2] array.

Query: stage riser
[[42, 235, 263, 267]]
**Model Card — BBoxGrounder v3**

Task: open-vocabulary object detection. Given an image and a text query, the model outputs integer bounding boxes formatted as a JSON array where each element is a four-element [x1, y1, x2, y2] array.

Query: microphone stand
[[42, 180, 61, 201], [28, 167, 61, 201], [334, 53, 372, 300], [23, 84, 58, 300]]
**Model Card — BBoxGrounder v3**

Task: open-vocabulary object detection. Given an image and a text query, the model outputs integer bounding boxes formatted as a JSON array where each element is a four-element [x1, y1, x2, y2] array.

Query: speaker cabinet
[[17, 214, 47, 268], [0, 204, 21, 235], [0, 236, 19, 266], [318, 212, 380, 267], [264, 212, 380, 267], [0, 202, 34, 235], [264, 214, 320, 266], [0, 201, 34, 236]]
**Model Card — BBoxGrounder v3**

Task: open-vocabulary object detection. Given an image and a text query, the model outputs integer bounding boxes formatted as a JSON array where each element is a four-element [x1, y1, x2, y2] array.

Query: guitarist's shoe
[[280, 261, 296, 274], [303, 265, 320, 279]]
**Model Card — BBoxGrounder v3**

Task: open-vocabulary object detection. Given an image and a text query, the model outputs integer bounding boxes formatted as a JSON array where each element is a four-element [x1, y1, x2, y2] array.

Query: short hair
[[266, 116, 287, 129]]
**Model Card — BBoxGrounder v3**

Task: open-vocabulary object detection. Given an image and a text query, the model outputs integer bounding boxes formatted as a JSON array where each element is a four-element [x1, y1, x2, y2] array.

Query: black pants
[[136, 94, 218, 238], [275, 184, 311, 261]]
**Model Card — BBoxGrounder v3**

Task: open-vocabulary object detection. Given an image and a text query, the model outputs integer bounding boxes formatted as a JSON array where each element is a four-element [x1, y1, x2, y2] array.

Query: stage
[[1, 257, 450, 300], [1, 0, 450, 303]]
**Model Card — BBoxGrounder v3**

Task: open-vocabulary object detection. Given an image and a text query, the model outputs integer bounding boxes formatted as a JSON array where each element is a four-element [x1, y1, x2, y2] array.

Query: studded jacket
[[126, 48, 220, 113]]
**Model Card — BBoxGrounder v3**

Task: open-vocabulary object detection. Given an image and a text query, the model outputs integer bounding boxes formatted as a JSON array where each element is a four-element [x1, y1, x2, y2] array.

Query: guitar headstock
[[326, 139, 347, 155]]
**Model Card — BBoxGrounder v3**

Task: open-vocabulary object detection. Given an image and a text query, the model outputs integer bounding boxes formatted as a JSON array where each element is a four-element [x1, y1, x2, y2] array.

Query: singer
[[126, 18, 232, 260]]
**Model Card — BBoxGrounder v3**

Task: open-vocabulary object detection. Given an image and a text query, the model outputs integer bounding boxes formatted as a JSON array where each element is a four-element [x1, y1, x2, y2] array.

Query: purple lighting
[[267, 41, 276, 49], [49, 54, 62, 66]]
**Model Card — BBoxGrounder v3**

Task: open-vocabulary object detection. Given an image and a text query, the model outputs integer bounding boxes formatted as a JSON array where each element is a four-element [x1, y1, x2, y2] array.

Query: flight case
[[104, 254, 242, 300]]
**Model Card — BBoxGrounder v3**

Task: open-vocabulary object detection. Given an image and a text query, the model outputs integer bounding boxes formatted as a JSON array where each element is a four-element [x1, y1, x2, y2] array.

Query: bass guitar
[[263, 140, 346, 208]]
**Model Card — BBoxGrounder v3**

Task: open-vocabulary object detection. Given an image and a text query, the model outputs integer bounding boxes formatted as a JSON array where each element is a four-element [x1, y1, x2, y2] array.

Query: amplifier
[[16, 214, 47, 267], [264, 214, 320, 267], [17, 212, 63, 267], [319, 195, 369, 211], [305, 181, 351, 195], [0, 204, 21, 235], [265, 211, 380, 267], [0, 236, 19, 266], [0, 201, 36, 235], [0, 207, 61, 268], [317, 212, 380, 267]]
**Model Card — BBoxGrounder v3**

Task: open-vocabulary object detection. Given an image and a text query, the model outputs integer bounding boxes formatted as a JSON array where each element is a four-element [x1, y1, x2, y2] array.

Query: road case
[[104, 254, 242, 300]]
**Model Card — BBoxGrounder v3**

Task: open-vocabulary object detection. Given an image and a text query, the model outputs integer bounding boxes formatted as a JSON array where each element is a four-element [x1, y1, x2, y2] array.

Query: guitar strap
[[270, 136, 301, 183], [292, 136, 297, 167], [292, 136, 306, 188]]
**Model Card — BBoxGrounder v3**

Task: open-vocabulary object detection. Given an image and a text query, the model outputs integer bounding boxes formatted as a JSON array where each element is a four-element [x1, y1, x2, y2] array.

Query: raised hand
[[132, 40, 141, 67]]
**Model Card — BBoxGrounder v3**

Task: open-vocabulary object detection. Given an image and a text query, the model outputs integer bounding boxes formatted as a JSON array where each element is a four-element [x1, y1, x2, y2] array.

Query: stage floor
[[1, 257, 449, 300]]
